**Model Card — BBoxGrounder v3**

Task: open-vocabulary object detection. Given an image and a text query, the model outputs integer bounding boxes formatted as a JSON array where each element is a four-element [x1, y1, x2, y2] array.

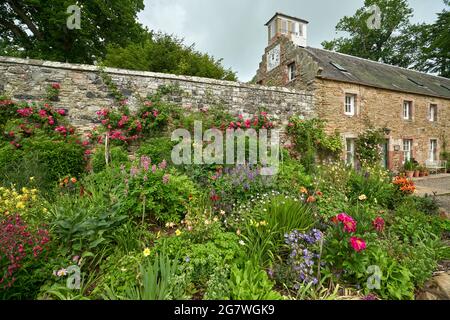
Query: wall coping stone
[[0, 55, 312, 96]]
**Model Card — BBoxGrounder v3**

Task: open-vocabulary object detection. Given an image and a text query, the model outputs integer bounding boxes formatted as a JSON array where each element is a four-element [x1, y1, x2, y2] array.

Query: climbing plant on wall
[[355, 128, 386, 166]]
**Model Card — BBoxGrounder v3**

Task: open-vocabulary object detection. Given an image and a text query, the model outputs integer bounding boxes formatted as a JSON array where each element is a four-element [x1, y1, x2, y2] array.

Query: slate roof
[[265, 12, 309, 26], [303, 47, 450, 100]]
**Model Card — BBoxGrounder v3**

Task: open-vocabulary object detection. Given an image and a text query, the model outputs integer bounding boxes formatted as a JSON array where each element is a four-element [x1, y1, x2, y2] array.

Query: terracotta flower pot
[[406, 171, 414, 178], [414, 170, 420, 177], [419, 171, 424, 177]]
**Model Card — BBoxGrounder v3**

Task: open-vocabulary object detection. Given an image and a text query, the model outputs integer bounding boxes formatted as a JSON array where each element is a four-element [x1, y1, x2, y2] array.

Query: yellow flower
[[175, 229, 182, 236], [16, 202, 25, 210], [143, 248, 151, 257], [260, 220, 267, 226], [358, 194, 368, 201], [43, 208, 48, 213], [29, 177, 35, 181], [156, 231, 161, 239]]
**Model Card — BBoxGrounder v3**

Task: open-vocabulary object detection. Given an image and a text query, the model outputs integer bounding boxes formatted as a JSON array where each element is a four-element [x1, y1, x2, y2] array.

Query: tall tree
[[103, 32, 237, 81], [323, 0, 450, 78], [0, 0, 146, 63], [420, 1, 450, 77]]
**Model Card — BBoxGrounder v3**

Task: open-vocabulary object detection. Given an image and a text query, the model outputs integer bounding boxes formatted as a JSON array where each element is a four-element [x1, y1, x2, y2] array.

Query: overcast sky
[[138, 0, 447, 82]]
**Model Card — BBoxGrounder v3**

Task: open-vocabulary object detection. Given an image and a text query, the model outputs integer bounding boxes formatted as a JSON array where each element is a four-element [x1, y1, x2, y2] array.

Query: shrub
[[227, 261, 282, 300], [137, 137, 176, 165], [92, 146, 129, 173], [0, 214, 51, 299], [118, 156, 199, 224]]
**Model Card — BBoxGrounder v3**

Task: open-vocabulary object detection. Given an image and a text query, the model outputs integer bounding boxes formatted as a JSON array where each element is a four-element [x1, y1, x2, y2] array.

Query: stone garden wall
[[0, 56, 315, 132]]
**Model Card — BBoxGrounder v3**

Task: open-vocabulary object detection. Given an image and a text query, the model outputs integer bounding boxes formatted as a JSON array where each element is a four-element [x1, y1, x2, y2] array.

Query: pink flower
[[57, 109, 66, 116], [51, 83, 61, 90], [84, 149, 92, 155], [140, 156, 151, 171], [118, 115, 129, 128], [152, 165, 157, 173], [372, 217, 385, 232], [38, 109, 47, 118], [158, 160, 167, 170], [162, 174, 170, 184], [336, 213, 357, 233], [152, 110, 159, 117], [55, 126, 67, 135], [48, 116, 55, 125], [350, 237, 366, 252], [17, 108, 33, 117]]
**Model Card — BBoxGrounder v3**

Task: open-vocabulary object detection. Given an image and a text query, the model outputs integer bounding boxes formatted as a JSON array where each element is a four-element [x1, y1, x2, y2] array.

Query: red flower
[[57, 109, 66, 116], [51, 83, 61, 90], [372, 217, 385, 232], [336, 213, 357, 233], [350, 237, 366, 252]]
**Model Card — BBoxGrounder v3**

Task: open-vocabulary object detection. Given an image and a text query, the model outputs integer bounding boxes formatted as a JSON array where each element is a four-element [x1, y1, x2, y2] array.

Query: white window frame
[[403, 139, 413, 162], [430, 139, 438, 161], [346, 138, 356, 167], [281, 20, 288, 34], [288, 62, 296, 81], [345, 94, 356, 116], [429, 104, 438, 122], [403, 101, 412, 120]]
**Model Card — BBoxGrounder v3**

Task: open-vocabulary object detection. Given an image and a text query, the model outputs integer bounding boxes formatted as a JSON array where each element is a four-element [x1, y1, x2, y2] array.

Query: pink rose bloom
[[350, 237, 366, 252], [57, 109, 66, 116]]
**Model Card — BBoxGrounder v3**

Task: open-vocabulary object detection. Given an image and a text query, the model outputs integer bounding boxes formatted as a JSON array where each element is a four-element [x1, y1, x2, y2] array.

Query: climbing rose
[[350, 237, 366, 252]]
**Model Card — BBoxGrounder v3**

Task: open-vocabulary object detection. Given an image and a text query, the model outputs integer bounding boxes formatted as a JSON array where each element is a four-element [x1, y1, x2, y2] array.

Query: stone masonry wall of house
[[315, 78, 450, 170], [0, 56, 315, 133], [255, 36, 450, 170]]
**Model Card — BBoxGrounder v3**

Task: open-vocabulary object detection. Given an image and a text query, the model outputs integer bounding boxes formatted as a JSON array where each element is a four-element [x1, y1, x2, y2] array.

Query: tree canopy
[[102, 32, 237, 81], [0, 0, 237, 80], [322, 0, 449, 78]]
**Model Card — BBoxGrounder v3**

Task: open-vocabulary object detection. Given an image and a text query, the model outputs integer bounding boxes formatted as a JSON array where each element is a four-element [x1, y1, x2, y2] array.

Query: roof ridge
[[307, 46, 450, 83]]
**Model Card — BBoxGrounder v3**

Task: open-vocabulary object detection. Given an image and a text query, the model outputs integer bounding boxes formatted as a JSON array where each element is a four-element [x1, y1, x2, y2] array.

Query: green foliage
[[322, 0, 449, 78], [264, 195, 316, 236], [119, 166, 199, 224], [49, 169, 127, 253], [287, 117, 342, 173], [355, 128, 386, 165], [103, 32, 237, 80], [0, 0, 146, 64], [115, 248, 180, 300], [0, 135, 85, 193], [227, 261, 282, 300], [92, 146, 129, 173], [137, 137, 176, 165]]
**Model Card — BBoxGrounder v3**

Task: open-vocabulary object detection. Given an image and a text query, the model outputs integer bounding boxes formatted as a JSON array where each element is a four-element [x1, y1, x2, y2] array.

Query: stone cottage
[[255, 13, 450, 171]]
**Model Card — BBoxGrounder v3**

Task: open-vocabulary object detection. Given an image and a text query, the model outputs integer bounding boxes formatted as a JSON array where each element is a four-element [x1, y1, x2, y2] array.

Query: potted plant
[[404, 160, 415, 178], [418, 165, 426, 177]]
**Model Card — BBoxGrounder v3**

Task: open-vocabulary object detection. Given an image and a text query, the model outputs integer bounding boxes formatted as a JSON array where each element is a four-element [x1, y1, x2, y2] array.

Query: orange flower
[[300, 187, 308, 194], [306, 196, 316, 203], [316, 190, 323, 197], [71, 177, 77, 183], [63, 177, 69, 184]]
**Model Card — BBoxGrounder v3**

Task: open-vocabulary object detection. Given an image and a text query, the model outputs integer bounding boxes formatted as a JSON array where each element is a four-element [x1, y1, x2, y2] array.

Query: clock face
[[267, 44, 280, 72]]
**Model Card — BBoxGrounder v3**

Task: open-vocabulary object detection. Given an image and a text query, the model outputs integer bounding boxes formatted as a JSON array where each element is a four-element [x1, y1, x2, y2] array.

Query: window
[[403, 101, 412, 120], [345, 94, 356, 116], [269, 20, 277, 39], [288, 63, 296, 81], [429, 104, 438, 122], [281, 20, 288, 34], [296, 23, 303, 37], [346, 139, 356, 167], [330, 62, 348, 72], [403, 139, 413, 162], [430, 139, 438, 161]]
